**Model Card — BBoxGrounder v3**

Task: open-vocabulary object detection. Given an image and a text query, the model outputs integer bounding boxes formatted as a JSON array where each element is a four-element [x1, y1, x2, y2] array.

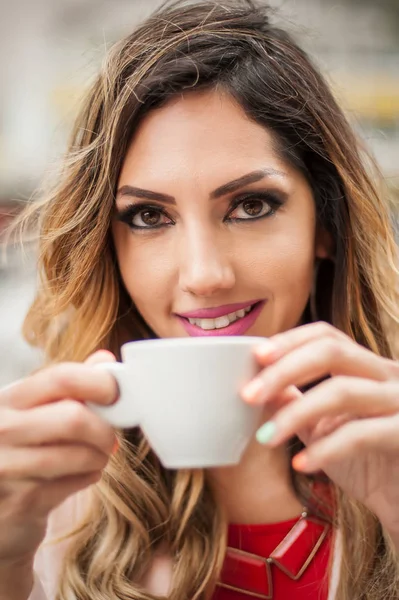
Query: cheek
[[244, 226, 315, 333], [113, 227, 175, 311], [235, 224, 315, 290], [269, 238, 314, 287]]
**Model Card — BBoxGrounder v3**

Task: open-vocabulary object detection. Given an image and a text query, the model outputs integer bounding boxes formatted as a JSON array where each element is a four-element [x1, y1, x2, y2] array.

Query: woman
[[1, 0, 399, 599]]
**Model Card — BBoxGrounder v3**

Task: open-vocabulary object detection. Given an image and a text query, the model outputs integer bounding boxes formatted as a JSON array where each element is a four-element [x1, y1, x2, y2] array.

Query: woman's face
[[112, 90, 329, 339]]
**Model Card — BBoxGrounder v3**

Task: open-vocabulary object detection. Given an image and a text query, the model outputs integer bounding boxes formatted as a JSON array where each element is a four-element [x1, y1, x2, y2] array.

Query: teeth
[[214, 315, 230, 329], [187, 305, 254, 330], [199, 319, 215, 330], [227, 312, 237, 324]]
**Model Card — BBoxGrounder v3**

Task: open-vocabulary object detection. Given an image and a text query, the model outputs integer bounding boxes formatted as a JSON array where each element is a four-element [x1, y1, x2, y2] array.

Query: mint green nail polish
[[256, 421, 277, 445]]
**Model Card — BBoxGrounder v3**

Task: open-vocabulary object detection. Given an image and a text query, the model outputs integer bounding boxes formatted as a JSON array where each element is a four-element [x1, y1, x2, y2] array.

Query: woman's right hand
[[0, 350, 118, 566]]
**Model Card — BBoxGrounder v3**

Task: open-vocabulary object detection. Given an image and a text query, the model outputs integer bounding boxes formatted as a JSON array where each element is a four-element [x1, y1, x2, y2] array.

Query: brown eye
[[227, 197, 275, 221], [242, 199, 264, 216], [139, 210, 161, 226], [131, 208, 169, 228], [116, 204, 174, 230]]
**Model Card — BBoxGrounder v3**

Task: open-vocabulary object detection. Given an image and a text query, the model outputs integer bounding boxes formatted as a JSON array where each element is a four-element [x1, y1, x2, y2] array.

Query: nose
[[178, 229, 235, 297]]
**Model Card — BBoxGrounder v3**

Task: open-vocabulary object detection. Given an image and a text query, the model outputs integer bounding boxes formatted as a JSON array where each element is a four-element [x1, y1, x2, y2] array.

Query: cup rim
[[122, 335, 265, 350]]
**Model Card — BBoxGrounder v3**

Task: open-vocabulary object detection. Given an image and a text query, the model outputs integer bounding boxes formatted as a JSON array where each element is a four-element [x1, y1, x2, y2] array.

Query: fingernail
[[255, 340, 278, 360], [112, 438, 119, 455], [242, 378, 264, 403], [256, 421, 277, 445], [292, 453, 309, 471]]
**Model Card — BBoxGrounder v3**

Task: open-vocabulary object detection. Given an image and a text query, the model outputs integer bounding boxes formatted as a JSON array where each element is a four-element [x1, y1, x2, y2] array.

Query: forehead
[[118, 90, 293, 187]]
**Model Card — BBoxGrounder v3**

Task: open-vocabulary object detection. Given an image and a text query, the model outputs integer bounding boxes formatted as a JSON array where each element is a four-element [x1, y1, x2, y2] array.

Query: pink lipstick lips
[[176, 300, 265, 337]]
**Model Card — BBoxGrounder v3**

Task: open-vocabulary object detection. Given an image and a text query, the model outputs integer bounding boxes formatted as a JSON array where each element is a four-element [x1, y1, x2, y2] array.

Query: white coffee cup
[[90, 337, 264, 469]]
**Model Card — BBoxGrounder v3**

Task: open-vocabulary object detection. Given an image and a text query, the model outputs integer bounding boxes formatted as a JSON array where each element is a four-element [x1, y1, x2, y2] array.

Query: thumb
[[85, 350, 117, 366], [85, 350, 119, 409], [85, 350, 120, 453]]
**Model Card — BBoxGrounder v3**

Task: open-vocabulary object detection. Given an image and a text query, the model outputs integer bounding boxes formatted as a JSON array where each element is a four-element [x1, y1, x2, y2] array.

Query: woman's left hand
[[242, 322, 399, 534]]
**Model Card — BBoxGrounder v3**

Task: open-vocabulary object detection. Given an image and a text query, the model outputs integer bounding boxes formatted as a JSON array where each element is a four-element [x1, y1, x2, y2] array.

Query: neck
[[206, 435, 303, 525]]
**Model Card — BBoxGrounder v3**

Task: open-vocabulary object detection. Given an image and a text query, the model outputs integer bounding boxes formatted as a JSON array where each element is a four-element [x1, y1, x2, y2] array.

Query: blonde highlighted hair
[[17, 0, 399, 598]]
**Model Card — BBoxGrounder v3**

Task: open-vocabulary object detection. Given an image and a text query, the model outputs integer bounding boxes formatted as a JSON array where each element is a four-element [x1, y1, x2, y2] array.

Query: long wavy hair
[[18, 1, 399, 598]]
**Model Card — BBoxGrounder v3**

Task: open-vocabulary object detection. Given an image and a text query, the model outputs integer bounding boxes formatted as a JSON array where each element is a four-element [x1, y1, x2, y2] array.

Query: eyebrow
[[115, 168, 287, 205]]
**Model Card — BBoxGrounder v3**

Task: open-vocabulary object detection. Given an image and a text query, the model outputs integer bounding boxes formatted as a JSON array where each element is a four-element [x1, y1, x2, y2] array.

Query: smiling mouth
[[182, 302, 261, 331]]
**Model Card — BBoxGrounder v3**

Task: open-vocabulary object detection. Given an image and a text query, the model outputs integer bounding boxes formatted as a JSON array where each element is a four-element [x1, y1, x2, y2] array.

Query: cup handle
[[87, 362, 141, 428]]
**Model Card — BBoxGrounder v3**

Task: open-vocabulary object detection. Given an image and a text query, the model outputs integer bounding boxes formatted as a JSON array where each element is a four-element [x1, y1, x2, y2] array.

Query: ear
[[315, 225, 334, 260]]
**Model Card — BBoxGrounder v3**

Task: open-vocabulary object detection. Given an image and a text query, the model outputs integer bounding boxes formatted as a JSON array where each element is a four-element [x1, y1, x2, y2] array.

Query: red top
[[213, 514, 332, 600]]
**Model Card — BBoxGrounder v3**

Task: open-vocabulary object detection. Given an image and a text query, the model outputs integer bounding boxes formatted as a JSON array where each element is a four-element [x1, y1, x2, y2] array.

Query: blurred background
[[0, 0, 398, 385]]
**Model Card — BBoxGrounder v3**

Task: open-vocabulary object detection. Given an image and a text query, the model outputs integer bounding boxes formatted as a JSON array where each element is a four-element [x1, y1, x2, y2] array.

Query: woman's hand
[[242, 322, 399, 535], [0, 351, 118, 566]]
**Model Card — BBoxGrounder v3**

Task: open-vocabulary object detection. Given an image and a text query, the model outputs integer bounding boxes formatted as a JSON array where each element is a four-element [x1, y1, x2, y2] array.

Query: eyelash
[[115, 191, 285, 232]]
